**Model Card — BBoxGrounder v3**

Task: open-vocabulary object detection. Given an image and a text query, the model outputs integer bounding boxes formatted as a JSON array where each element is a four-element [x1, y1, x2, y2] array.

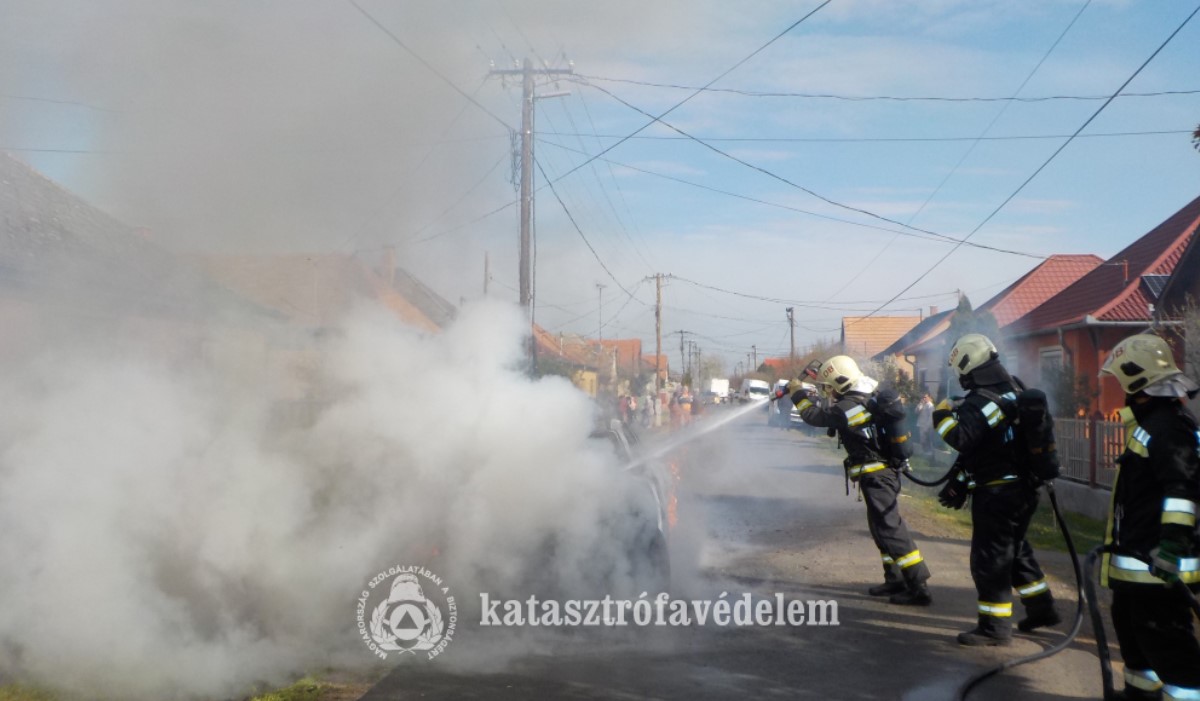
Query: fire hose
[[1081, 547, 1200, 701], [957, 487, 1200, 701], [957, 482, 1085, 700]]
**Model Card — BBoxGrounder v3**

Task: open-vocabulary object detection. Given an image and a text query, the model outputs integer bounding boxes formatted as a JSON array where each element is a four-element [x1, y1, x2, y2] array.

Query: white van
[[739, 379, 771, 403]]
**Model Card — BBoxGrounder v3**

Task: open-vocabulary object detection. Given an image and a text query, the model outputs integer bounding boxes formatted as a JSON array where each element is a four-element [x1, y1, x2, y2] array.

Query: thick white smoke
[[0, 299, 646, 700]]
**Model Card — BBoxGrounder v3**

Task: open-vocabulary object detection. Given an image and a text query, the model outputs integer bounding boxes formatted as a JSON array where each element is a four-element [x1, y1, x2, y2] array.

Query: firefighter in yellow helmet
[[781, 355, 932, 605], [1099, 333, 1200, 701], [933, 334, 1060, 646]]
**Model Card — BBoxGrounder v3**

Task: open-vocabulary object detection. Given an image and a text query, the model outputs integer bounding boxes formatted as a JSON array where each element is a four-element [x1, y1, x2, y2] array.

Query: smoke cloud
[[0, 299, 662, 700]]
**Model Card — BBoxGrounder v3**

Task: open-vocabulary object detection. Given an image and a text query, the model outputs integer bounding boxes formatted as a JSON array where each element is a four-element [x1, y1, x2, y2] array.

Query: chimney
[[379, 246, 397, 287], [929, 305, 939, 316]]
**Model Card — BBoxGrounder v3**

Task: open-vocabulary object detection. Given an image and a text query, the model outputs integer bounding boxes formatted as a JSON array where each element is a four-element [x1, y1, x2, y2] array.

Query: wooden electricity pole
[[489, 58, 573, 312]]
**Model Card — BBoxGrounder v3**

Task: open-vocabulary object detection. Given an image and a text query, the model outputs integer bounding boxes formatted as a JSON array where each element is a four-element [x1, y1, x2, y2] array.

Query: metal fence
[[1055, 417, 1123, 489]]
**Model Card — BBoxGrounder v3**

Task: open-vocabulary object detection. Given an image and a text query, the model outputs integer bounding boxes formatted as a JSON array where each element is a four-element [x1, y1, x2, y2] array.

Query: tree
[[1193, 123, 1200, 153], [1043, 363, 1094, 418], [938, 295, 1001, 400]]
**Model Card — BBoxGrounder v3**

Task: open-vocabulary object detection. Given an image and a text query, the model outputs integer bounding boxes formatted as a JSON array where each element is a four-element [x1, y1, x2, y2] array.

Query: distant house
[[1007, 194, 1200, 417], [842, 315, 921, 358], [760, 357, 791, 377], [875, 307, 955, 394], [875, 255, 1105, 397], [842, 315, 921, 376], [641, 354, 670, 384]]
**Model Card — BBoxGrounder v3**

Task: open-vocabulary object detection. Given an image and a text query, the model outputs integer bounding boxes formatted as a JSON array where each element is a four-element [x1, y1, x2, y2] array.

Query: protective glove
[[787, 378, 815, 407], [1149, 539, 1190, 584], [935, 397, 956, 412], [937, 469, 971, 510]]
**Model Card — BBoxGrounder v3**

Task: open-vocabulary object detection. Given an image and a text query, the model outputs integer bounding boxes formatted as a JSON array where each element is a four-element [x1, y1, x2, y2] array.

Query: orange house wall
[[1013, 326, 1180, 418]]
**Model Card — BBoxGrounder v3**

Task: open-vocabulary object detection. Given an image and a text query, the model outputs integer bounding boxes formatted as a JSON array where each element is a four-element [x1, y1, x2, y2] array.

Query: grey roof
[[0, 152, 277, 320]]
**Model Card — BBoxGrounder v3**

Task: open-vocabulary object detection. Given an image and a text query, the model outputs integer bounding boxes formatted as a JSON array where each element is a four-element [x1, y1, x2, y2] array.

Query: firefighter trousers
[[969, 482, 1053, 633], [861, 468, 930, 587], [1112, 586, 1200, 696]]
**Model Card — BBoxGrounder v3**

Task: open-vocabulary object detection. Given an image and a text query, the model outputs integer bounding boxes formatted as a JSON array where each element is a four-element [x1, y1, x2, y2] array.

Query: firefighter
[[933, 333, 1060, 646], [784, 355, 932, 605], [1099, 333, 1200, 701]]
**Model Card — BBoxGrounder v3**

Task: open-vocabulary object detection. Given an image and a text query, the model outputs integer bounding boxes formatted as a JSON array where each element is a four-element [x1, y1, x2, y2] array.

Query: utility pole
[[680, 332, 686, 382], [595, 282, 606, 343], [752, 344, 757, 372], [483, 251, 489, 296], [655, 273, 663, 391], [786, 307, 795, 367], [489, 58, 573, 311]]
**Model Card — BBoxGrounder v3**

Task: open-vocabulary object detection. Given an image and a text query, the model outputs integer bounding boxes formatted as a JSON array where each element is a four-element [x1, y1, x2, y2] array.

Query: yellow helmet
[[948, 333, 998, 377], [1101, 334, 1181, 394], [818, 355, 863, 394]]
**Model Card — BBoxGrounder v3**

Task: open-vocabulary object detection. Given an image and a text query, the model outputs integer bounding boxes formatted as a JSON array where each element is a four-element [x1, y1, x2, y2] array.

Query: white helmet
[[1101, 334, 1192, 395], [948, 334, 998, 377], [818, 355, 863, 395]]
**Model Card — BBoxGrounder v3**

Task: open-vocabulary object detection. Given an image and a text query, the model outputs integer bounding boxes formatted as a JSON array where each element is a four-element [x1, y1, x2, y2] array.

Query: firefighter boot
[[1110, 669, 1163, 700], [957, 615, 1012, 647], [868, 581, 906, 596], [1017, 593, 1061, 633], [1109, 690, 1162, 701], [889, 582, 932, 606], [868, 561, 905, 596]]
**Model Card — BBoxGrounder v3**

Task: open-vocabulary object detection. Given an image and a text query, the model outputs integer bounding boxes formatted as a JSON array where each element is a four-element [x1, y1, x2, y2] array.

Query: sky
[[2, 0, 1199, 372]]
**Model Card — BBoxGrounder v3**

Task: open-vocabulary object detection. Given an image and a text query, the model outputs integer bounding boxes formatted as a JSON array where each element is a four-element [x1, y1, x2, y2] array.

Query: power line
[[670, 275, 957, 308], [852, 2, 1200, 327], [532, 128, 1194, 144], [404, 150, 508, 244], [541, 1, 832, 188], [535, 137, 1045, 259], [338, 77, 494, 250], [572, 73, 1200, 104], [1, 93, 116, 112], [532, 157, 638, 299], [345, 0, 513, 131], [578, 77, 1050, 253], [825, 0, 1094, 301], [7, 128, 1184, 158]]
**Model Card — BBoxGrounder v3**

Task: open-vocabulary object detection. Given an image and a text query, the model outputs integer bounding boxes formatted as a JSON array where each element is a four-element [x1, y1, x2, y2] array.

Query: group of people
[[776, 332, 1199, 700]]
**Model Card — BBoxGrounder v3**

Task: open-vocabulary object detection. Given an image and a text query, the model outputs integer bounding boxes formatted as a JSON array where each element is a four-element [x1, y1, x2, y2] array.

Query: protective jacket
[[932, 380, 1021, 486], [797, 388, 911, 481], [1103, 396, 1200, 588]]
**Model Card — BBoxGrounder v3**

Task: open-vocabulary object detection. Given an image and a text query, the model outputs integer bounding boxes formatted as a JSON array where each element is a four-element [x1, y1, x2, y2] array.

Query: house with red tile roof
[[1006, 194, 1200, 416], [875, 254, 1103, 396]]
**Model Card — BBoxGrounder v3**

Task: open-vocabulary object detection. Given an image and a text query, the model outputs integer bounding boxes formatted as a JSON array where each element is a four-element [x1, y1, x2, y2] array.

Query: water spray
[[625, 399, 771, 470]]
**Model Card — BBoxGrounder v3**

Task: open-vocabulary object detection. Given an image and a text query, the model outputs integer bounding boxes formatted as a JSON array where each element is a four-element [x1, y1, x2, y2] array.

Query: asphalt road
[[358, 408, 1105, 700]]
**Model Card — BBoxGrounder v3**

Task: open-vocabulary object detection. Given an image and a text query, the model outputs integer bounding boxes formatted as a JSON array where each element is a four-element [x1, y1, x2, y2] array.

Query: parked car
[[767, 380, 811, 430], [584, 420, 672, 593], [739, 378, 771, 403]]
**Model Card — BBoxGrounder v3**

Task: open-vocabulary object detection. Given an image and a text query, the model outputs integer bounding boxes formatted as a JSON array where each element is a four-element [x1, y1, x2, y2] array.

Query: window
[[1038, 346, 1064, 385]]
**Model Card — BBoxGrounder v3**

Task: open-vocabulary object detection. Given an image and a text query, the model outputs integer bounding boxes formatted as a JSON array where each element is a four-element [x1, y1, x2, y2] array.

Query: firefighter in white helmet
[[1099, 333, 1200, 701], [933, 333, 1060, 646], [781, 355, 932, 605]]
